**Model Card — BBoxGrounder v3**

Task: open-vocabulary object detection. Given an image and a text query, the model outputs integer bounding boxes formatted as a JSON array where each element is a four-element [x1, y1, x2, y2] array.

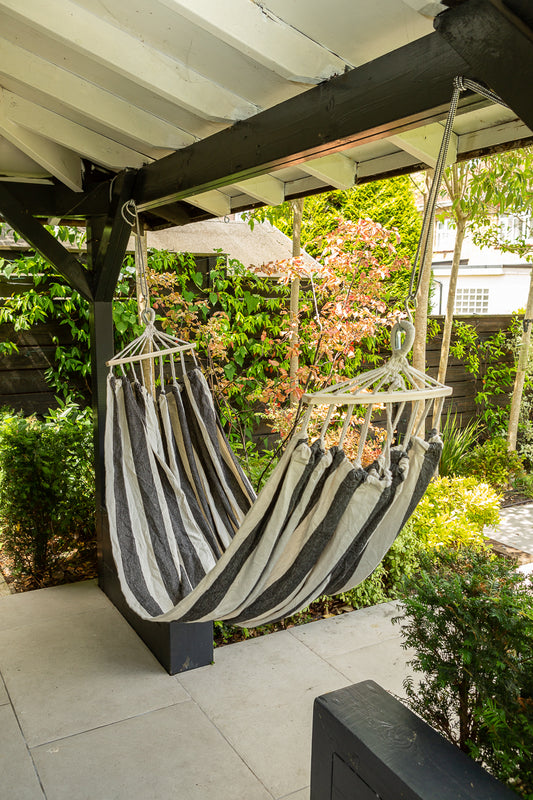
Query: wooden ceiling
[[0, 0, 531, 230]]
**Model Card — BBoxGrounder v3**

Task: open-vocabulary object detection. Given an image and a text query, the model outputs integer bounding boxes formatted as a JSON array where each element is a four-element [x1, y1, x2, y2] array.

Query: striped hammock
[[105, 366, 441, 626]]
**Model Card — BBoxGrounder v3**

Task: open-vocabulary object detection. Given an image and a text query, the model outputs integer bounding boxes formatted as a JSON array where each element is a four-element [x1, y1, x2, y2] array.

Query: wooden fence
[[427, 314, 515, 429], [0, 311, 517, 420]]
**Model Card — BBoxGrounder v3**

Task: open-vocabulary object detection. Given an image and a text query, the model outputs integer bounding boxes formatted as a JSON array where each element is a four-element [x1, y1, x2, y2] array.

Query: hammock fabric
[[105, 367, 441, 626]]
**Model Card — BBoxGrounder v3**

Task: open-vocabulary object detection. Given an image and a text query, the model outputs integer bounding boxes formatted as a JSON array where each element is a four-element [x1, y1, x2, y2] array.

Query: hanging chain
[[405, 76, 508, 321], [121, 199, 154, 325]]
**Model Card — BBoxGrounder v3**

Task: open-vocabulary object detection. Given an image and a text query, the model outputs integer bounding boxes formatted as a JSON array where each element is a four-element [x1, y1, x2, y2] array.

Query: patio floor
[[0, 584, 411, 800], [2, 503, 532, 800]]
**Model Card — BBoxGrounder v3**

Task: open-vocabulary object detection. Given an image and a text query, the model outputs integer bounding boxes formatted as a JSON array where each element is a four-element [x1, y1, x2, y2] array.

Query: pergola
[[0, 0, 532, 673]]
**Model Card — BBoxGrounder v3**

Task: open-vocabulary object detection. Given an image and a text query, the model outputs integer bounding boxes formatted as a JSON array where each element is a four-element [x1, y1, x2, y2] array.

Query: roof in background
[[0, 0, 531, 229], [143, 218, 319, 270]]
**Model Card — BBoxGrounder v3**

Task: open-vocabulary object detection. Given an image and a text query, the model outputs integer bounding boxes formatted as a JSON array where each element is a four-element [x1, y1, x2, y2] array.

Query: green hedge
[[0, 403, 95, 586]]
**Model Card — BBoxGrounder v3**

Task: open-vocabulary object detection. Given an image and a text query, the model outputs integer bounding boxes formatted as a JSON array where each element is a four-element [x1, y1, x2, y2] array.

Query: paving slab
[[0, 674, 9, 705], [32, 701, 272, 800], [0, 704, 45, 800], [0, 580, 108, 633], [325, 635, 414, 699], [486, 503, 533, 556], [0, 605, 188, 747], [289, 601, 400, 659], [279, 789, 309, 800], [179, 630, 349, 799]]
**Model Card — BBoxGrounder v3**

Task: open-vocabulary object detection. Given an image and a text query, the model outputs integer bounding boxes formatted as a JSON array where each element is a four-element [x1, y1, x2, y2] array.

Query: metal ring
[[391, 320, 415, 356], [141, 308, 156, 326]]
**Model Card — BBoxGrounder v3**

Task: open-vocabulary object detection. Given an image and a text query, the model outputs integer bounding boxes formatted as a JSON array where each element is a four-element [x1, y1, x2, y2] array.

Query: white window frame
[[454, 286, 490, 315]]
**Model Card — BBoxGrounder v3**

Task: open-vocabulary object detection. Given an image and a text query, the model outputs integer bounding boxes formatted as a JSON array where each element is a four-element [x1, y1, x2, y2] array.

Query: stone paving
[[0, 583, 411, 800], [485, 502, 533, 562], [0, 503, 531, 799]]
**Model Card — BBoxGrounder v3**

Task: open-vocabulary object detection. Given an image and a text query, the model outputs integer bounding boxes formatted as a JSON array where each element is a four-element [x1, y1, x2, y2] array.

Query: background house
[[431, 213, 533, 315]]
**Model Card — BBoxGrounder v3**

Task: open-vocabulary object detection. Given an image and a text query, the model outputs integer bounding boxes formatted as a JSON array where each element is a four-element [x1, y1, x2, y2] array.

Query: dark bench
[[311, 680, 520, 799]]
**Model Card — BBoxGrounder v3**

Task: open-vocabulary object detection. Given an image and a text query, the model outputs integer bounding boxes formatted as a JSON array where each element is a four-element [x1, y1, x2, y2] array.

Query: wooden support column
[[88, 171, 213, 674]]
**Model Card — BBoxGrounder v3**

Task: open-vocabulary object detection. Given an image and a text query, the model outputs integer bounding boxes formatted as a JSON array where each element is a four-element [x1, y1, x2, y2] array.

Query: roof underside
[[0, 0, 532, 230]]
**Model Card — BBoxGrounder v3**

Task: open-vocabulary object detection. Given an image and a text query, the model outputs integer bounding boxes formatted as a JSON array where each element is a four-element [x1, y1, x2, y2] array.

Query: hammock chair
[[104, 76, 500, 626]]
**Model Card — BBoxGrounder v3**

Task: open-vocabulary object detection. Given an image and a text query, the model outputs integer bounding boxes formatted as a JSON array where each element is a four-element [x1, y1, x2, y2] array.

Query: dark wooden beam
[[91, 170, 137, 302], [0, 181, 110, 221], [0, 183, 93, 301], [134, 31, 470, 210], [435, 0, 533, 131]]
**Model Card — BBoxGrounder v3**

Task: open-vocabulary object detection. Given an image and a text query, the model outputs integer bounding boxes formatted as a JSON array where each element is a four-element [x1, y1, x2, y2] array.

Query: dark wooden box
[[311, 680, 520, 800]]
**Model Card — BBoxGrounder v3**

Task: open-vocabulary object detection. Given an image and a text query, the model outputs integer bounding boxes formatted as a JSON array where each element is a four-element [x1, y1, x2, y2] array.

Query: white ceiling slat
[[232, 175, 285, 207], [356, 150, 420, 179], [457, 119, 532, 156], [158, 0, 348, 84], [0, 96, 82, 191], [0, 16, 224, 144], [301, 153, 357, 190], [0, 136, 50, 178], [0, 0, 259, 124], [0, 90, 151, 171], [186, 191, 232, 218], [0, 39, 196, 151], [71, 0, 306, 111], [263, 0, 435, 67], [388, 123, 458, 168]]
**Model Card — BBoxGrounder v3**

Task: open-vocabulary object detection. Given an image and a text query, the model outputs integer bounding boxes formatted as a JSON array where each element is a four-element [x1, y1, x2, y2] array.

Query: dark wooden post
[[86, 177, 214, 674], [0, 175, 213, 674]]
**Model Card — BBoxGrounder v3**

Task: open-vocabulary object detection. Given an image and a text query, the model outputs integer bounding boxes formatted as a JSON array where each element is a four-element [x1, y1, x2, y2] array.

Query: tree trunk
[[290, 198, 304, 406], [437, 216, 466, 385], [412, 171, 435, 374], [508, 266, 533, 450], [431, 215, 467, 430]]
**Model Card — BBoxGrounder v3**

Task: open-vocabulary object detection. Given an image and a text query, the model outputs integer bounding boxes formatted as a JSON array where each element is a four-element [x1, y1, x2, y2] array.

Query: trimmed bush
[[394, 547, 533, 798], [0, 403, 95, 586], [460, 436, 524, 490]]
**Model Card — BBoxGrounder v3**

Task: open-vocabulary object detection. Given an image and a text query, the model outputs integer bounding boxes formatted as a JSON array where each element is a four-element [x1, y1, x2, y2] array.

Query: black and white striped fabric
[[105, 367, 441, 626]]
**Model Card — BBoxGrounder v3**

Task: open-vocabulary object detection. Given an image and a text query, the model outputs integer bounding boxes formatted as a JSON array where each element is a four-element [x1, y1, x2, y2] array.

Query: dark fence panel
[[0, 320, 88, 416], [427, 314, 516, 429], [0, 306, 517, 421]]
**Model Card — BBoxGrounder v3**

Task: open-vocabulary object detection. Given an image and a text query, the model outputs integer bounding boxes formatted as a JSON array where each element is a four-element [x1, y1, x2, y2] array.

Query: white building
[[430, 214, 532, 315]]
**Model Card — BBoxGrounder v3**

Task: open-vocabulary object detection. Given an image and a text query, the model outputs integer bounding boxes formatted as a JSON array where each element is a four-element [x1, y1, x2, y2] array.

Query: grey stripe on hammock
[[106, 371, 442, 626]]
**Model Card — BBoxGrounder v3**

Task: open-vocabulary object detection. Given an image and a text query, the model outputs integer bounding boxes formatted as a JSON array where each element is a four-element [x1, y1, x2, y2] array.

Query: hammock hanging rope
[[104, 76, 501, 626]]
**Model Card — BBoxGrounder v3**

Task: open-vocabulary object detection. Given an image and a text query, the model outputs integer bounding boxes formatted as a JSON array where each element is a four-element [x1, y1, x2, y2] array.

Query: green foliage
[[467, 147, 533, 262], [450, 318, 519, 437], [0, 401, 95, 585], [461, 436, 525, 490], [394, 547, 533, 797], [438, 412, 481, 477], [0, 246, 142, 403], [243, 176, 420, 311], [405, 475, 499, 551], [149, 220, 405, 457]]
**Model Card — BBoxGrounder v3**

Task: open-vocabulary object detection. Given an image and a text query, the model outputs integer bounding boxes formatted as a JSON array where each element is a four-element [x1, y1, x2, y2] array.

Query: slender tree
[[412, 170, 435, 374], [465, 148, 533, 449]]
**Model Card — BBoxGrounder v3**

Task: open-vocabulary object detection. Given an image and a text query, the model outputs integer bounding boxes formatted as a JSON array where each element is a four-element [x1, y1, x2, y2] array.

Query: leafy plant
[[450, 318, 519, 438], [394, 547, 533, 798], [403, 475, 499, 551], [149, 219, 408, 457], [438, 412, 481, 477], [0, 401, 95, 585], [0, 248, 143, 404], [461, 436, 524, 490]]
